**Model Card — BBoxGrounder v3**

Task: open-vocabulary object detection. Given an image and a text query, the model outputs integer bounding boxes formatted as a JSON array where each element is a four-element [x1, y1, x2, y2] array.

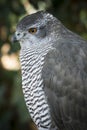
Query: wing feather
[[42, 38, 87, 130]]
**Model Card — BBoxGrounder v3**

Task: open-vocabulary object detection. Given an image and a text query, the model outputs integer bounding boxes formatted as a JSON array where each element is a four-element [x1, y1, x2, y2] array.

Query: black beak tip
[[11, 34, 18, 43]]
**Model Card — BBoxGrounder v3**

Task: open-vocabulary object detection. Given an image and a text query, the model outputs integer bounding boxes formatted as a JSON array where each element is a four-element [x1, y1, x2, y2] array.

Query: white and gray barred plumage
[[20, 45, 53, 129], [12, 11, 87, 130]]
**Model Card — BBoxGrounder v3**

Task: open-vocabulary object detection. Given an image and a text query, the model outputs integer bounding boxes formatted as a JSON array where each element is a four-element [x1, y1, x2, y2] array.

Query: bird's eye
[[28, 28, 37, 34]]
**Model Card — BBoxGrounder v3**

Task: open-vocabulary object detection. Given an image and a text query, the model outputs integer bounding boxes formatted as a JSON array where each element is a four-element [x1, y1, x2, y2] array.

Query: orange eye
[[28, 28, 37, 34]]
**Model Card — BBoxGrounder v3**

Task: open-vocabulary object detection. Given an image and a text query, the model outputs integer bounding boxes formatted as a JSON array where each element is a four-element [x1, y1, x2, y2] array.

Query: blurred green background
[[0, 0, 87, 130]]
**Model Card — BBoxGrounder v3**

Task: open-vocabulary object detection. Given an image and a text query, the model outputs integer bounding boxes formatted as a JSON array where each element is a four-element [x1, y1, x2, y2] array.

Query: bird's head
[[12, 11, 61, 49]]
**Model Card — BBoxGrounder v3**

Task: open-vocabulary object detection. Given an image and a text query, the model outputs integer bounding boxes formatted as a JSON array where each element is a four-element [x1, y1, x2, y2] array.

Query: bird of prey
[[12, 11, 87, 130]]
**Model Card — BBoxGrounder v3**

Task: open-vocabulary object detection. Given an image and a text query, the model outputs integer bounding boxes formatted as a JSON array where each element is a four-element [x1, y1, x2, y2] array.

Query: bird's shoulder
[[42, 36, 87, 84]]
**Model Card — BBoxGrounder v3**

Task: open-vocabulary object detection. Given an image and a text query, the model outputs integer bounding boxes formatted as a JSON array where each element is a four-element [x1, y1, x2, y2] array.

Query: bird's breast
[[19, 47, 53, 129]]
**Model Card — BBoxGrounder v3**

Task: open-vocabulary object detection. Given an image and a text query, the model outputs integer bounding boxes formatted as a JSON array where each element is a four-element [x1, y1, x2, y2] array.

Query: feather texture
[[13, 11, 87, 130], [42, 33, 87, 130]]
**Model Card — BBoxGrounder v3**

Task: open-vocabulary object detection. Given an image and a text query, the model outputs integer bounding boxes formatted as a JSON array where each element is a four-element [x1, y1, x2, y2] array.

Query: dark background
[[0, 0, 87, 130]]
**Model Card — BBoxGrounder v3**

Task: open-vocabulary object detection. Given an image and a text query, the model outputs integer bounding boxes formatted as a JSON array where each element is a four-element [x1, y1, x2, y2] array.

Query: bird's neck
[[19, 44, 53, 90]]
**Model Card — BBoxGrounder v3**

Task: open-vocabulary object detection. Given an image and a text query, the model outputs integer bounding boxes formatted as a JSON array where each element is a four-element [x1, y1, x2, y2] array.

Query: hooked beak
[[11, 33, 18, 43]]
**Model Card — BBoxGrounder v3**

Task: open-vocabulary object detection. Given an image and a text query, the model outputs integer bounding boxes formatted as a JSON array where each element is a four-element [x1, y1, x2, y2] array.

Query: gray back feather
[[42, 28, 87, 130]]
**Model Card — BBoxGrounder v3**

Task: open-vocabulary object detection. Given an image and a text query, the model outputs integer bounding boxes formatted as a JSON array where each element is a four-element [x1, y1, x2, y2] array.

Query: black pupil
[[29, 28, 36, 33], [32, 29, 34, 32]]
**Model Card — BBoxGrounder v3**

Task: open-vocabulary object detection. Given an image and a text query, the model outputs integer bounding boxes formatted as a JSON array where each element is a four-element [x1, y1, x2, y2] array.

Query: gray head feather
[[14, 11, 65, 49], [14, 11, 85, 50], [17, 11, 57, 30]]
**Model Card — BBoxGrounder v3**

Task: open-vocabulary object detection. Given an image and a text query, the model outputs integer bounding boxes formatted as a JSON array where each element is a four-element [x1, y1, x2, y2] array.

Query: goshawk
[[12, 11, 87, 130]]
